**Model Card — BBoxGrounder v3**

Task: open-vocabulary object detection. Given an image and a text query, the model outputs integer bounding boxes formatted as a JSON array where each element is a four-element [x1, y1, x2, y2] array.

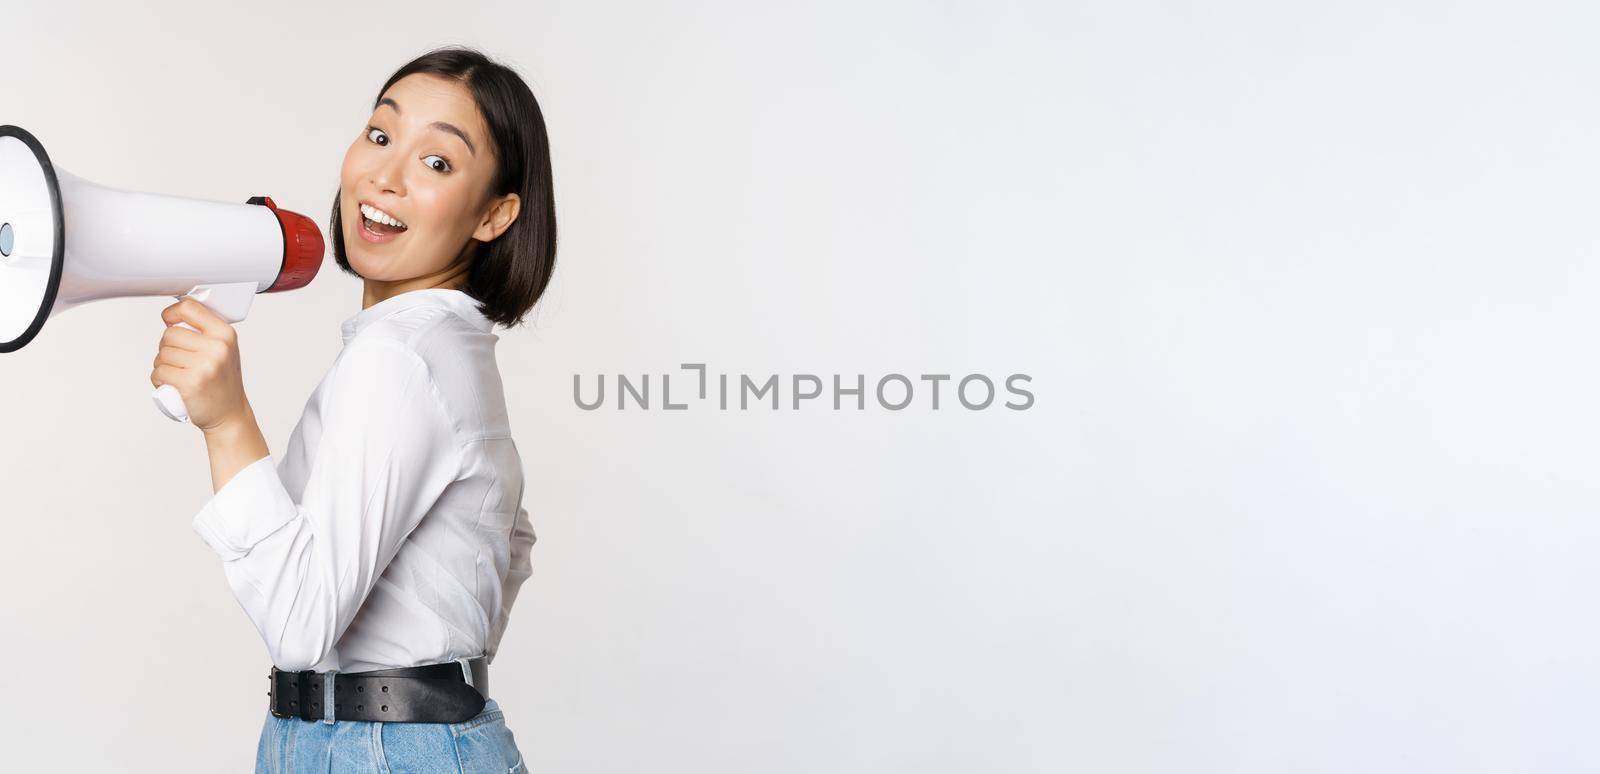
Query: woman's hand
[[150, 297, 251, 432]]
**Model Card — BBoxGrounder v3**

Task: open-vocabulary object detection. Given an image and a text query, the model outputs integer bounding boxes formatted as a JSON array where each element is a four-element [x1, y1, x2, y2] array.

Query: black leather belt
[[268, 657, 489, 724]]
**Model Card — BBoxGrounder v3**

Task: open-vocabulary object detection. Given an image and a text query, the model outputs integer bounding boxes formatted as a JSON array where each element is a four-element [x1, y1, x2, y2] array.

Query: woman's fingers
[[160, 320, 209, 352], [154, 299, 234, 383], [151, 362, 188, 391], [160, 297, 230, 337], [151, 349, 188, 388], [152, 298, 246, 430], [154, 343, 201, 370]]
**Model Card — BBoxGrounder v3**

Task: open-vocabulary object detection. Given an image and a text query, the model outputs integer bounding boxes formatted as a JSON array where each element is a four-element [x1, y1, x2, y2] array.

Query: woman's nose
[[370, 152, 407, 196]]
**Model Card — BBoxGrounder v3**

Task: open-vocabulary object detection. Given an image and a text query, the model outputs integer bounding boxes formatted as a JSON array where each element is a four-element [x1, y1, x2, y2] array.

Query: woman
[[150, 46, 556, 772]]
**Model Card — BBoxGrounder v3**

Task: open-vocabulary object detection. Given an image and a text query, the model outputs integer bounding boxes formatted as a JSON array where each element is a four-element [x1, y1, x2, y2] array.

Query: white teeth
[[360, 203, 407, 229]]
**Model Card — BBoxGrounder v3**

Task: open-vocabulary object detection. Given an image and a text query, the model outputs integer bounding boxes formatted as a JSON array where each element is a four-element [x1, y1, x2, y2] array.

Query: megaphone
[[0, 124, 323, 423]]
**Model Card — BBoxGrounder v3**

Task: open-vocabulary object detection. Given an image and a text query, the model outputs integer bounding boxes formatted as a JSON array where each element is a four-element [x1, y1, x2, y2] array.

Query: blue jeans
[[254, 698, 527, 773]]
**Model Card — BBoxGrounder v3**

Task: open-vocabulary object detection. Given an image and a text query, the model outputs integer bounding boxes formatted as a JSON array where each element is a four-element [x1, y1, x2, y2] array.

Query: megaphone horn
[[0, 124, 324, 423]]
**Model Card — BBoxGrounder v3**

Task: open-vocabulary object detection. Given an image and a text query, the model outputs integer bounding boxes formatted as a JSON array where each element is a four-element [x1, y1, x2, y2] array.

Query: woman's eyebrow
[[377, 97, 478, 157]]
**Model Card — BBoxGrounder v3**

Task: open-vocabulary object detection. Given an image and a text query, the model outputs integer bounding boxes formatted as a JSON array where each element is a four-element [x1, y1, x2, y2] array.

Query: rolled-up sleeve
[[191, 339, 463, 671]]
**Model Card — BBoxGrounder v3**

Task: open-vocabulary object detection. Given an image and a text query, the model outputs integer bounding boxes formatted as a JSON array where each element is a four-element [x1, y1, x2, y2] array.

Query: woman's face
[[339, 73, 518, 285]]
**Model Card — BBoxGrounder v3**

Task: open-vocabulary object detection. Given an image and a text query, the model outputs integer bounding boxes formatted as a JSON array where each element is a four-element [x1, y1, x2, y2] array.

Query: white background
[[0, 1, 1595, 771]]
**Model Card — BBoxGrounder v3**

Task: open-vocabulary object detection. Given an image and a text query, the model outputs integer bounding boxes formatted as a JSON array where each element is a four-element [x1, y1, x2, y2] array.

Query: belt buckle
[[268, 667, 294, 720], [267, 667, 327, 722]]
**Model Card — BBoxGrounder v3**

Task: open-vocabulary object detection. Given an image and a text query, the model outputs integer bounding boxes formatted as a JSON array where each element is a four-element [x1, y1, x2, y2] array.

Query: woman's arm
[[151, 296, 268, 491], [156, 298, 463, 670], [189, 339, 463, 670], [201, 404, 271, 493]]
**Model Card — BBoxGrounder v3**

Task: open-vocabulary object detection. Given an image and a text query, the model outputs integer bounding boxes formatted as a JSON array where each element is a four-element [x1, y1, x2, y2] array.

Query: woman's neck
[[361, 272, 468, 311]]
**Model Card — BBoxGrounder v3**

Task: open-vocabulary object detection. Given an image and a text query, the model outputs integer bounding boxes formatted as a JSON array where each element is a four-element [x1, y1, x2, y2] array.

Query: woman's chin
[[347, 252, 395, 279]]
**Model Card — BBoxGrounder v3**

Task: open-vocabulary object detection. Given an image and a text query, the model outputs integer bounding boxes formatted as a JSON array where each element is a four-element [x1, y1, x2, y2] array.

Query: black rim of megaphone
[[0, 125, 65, 353]]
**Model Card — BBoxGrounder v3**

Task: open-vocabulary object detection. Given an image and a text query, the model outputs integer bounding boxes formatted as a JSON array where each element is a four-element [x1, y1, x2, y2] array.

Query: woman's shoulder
[[342, 307, 511, 436], [349, 305, 496, 366], [355, 302, 480, 345]]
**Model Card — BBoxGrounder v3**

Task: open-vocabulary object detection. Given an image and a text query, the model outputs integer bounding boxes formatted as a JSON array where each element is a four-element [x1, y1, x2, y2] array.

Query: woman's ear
[[473, 192, 521, 242]]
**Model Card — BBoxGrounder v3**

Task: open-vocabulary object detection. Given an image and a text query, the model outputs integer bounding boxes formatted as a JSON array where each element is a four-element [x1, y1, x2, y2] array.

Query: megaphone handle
[[154, 384, 191, 423], [151, 282, 257, 424]]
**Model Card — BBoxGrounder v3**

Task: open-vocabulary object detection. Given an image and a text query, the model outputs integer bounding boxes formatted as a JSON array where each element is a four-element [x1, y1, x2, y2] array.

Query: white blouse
[[191, 287, 536, 674]]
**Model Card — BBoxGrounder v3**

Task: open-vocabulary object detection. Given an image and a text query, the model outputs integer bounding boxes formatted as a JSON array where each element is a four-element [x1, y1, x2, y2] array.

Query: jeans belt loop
[[455, 656, 475, 689], [294, 670, 311, 720], [322, 669, 339, 725]]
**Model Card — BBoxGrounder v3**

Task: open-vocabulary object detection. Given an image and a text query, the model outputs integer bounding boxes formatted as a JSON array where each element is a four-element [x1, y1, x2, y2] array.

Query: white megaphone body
[[0, 124, 323, 423]]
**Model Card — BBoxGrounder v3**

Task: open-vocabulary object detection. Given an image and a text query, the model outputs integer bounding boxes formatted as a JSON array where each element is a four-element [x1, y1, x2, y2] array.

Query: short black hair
[[329, 45, 557, 329]]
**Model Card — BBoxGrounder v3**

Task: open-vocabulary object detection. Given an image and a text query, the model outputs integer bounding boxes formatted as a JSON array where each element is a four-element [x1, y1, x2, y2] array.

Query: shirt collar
[[340, 288, 494, 345]]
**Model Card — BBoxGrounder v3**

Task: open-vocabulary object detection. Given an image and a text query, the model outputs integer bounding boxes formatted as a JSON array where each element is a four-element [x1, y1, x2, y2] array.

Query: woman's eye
[[423, 155, 452, 174], [366, 127, 388, 146]]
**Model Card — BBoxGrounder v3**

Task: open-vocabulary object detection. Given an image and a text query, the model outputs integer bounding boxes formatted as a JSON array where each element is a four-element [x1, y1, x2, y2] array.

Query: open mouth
[[359, 202, 409, 239]]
